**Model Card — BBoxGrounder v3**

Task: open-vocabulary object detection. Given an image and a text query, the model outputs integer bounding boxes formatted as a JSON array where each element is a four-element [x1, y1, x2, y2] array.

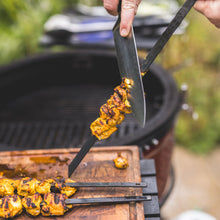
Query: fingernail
[[121, 29, 128, 37]]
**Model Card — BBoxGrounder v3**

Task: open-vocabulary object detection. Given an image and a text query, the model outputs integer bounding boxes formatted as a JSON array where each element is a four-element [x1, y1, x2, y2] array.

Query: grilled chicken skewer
[[0, 177, 77, 218], [68, 77, 133, 176], [0, 177, 147, 218], [0, 177, 146, 197], [15, 177, 77, 197], [90, 77, 132, 140]]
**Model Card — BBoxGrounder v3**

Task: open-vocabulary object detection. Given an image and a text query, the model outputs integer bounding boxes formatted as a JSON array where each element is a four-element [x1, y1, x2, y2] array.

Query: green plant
[[164, 11, 220, 154], [0, 0, 80, 65]]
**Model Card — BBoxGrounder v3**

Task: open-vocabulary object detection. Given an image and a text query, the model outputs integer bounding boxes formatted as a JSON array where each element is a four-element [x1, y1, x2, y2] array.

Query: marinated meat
[[0, 195, 22, 219], [0, 179, 15, 197], [41, 193, 72, 216], [54, 177, 77, 197], [0, 177, 77, 218], [35, 179, 52, 195], [90, 77, 132, 140], [22, 193, 42, 216], [17, 177, 39, 197], [114, 153, 129, 169], [16, 178, 53, 196]]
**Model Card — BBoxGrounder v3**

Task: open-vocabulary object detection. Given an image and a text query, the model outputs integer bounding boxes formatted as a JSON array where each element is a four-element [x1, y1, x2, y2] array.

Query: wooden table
[[0, 146, 148, 220]]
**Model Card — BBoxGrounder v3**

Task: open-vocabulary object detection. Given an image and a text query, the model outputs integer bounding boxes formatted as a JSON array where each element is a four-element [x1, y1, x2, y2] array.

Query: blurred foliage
[[0, 0, 83, 65], [0, 1, 220, 154], [160, 10, 220, 154], [0, 0, 103, 65]]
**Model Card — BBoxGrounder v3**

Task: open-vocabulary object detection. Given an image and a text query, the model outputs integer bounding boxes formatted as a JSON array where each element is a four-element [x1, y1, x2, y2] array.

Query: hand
[[103, 0, 141, 37], [194, 0, 220, 28]]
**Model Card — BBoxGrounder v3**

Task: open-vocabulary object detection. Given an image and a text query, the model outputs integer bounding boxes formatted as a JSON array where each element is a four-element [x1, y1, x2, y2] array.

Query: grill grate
[[0, 120, 140, 151], [0, 82, 162, 151]]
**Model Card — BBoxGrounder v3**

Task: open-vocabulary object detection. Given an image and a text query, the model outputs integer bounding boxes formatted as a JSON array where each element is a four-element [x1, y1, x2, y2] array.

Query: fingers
[[103, 0, 141, 37], [120, 0, 141, 37], [194, 0, 220, 29], [193, 0, 208, 14], [103, 0, 119, 16]]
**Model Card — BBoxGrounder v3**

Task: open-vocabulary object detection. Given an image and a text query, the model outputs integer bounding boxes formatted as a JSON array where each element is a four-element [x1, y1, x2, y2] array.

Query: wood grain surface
[[0, 146, 144, 220]]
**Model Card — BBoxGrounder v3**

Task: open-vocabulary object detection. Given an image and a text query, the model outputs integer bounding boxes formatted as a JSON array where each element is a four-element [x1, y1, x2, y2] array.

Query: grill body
[[0, 49, 182, 201]]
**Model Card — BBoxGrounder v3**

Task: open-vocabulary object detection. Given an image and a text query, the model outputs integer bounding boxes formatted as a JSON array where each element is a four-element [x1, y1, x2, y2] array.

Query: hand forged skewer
[[65, 195, 152, 205], [65, 182, 147, 188]]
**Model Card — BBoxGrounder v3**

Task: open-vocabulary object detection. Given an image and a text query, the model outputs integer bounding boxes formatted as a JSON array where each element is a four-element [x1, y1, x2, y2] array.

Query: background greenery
[[0, 0, 219, 154], [0, 0, 78, 64], [162, 11, 220, 154]]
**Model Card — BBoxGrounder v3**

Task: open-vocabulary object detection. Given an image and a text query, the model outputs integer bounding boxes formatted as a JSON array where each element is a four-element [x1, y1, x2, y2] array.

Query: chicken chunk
[[0, 179, 15, 197], [17, 177, 39, 197], [36, 180, 52, 195], [41, 193, 72, 216], [22, 193, 42, 217], [90, 118, 118, 140], [17, 177, 52, 196], [54, 177, 77, 197], [114, 153, 129, 169], [0, 195, 22, 219]]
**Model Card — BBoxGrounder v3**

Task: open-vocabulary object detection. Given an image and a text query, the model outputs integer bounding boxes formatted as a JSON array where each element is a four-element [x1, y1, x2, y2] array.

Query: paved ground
[[160, 146, 220, 220]]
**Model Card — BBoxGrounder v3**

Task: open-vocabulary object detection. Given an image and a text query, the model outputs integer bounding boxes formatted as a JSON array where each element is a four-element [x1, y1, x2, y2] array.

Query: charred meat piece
[[0, 179, 15, 197], [90, 118, 118, 140], [17, 177, 52, 196], [54, 177, 77, 197], [22, 193, 42, 217], [35, 179, 52, 195], [109, 86, 131, 113], [114, 153, 129, 169], [0, 195, 22, 219], [100, 104, 125, 126], [17, 177, 39, 197], [90, 77, 132, 140], [41, 193, 72, 216]]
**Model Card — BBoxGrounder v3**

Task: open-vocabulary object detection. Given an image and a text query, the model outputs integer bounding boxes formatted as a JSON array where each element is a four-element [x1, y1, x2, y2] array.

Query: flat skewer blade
[[113, 17, 146, 127], [65, 196, 152, 205], [65, 182, 147, 188], [141, 0, 197, 73], [68, 135, 97, 177]]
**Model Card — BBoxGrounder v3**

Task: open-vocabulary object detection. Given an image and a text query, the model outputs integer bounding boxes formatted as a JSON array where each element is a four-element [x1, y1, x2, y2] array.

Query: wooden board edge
[[0, 146, 140, 156]]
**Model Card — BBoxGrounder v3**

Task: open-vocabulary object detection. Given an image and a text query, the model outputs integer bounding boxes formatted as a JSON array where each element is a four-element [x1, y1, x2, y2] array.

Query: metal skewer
[[68, 135, 97, 177], [65, 182, 147, 188], [65, 195, 151, 205]]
